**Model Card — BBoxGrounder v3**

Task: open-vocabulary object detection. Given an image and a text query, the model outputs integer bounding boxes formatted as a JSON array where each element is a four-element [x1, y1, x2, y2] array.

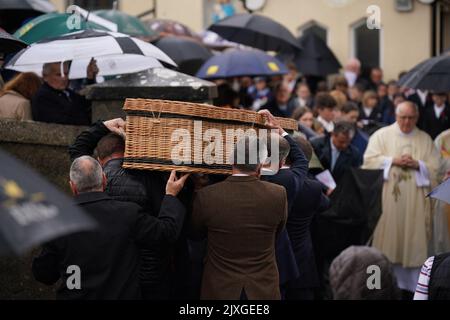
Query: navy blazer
[[287, 178, 330, 289], [310, 135, 362, 183], [263, 134, 309, 286]]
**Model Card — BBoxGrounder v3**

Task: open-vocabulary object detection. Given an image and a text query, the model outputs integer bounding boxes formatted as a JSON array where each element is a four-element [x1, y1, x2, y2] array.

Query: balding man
[[363, 101, 440, 295], [31, 60, 98, 125], [32, 156, 188, 300]]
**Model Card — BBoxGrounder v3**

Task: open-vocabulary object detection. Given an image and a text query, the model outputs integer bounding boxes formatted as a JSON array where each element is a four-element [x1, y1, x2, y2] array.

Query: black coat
[[32, 192, 185, 300], [32, 82, 91, 126], [420, 104, 450, 140], [263, 134, 309, 287], [68, 122, 190, 298], [287, 178, 329, 289], [310, 135, 362, 183], [407, 92, 433, 128]]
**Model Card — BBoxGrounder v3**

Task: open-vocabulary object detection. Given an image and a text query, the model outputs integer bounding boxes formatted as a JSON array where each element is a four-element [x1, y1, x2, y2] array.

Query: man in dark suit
[[32, 60, 97, 126], [32, 156, 188, 300], [69, 118, 191, 300], [310, 121, 362, 183], [407, 89, 433, 128], [284, 136, 330, 300], [192, 136, 288, 300], [420, 92, 450, 140]]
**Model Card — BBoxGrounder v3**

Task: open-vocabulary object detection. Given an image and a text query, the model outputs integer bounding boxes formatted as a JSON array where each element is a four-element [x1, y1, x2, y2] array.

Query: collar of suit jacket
[[74, 192, 111, 205], [226, 176, 259, 182]]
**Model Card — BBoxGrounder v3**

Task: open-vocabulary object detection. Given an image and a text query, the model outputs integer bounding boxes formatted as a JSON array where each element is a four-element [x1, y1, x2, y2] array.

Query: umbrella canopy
[[280, 32, 341, 76], [13, 12, 111, 45], [428, 178, 450, 204], [0, 0, 55, 33], [93, 10, 156, 39], [0, 148, 96, 255], [200, 30, 242, 51], [6, 29, 175, 79], [398, 53, 450, 92], [208, 13, 302, 53], [154, 36, 212, 75], [196, 49, 288, 80], [0, 28, 27, 55], [145, 18, 199, 40]]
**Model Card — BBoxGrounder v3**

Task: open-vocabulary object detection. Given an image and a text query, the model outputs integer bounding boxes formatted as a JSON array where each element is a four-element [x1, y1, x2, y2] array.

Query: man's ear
[[97, 157, 104, 167], [69, 181, 78, 196]]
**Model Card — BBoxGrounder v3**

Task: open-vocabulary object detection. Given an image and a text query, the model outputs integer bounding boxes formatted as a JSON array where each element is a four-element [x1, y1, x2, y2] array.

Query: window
[[71, 0, 115, 10], [298, 21, 328, 43], [351, 18, 381, 71]]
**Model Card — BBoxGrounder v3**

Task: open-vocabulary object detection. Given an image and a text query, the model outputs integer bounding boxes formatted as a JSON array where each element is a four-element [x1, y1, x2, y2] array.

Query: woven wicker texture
[[123, 98, 297, 174]]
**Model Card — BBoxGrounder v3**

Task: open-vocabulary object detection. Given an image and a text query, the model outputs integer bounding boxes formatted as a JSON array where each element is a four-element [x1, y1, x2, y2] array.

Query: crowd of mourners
[[1, 57, 450, 301]]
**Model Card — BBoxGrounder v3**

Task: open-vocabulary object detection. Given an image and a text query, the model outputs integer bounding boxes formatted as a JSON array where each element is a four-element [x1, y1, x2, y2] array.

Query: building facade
[[50, 0, 450, 81]]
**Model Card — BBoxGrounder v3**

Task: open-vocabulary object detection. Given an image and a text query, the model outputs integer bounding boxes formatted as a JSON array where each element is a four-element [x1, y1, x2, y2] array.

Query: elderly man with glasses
[[362, 101, 441, 298]]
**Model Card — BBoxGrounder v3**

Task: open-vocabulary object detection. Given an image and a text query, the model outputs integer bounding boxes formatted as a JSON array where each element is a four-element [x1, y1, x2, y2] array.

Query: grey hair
[[42, 61, 70, 77], [231, 135, 267, 173], [395, 101, 419, 116], [70, 156, 104, 193], [266, 133, 290, 165]]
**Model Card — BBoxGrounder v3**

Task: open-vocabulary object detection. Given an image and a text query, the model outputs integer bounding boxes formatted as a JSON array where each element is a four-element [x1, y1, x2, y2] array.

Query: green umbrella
[[93, 10, 156, 38], [14, 12, 109, 44]]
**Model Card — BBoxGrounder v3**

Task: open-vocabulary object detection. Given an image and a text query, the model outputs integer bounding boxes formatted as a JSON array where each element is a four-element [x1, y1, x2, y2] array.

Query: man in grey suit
[[192, 135, 288, 300]]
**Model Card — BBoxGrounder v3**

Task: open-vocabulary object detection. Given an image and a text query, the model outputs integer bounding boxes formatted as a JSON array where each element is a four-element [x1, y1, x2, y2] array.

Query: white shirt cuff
[[281, 132, 289, 137], [382, 157, 393, 181], [416, 160, 430, 187]]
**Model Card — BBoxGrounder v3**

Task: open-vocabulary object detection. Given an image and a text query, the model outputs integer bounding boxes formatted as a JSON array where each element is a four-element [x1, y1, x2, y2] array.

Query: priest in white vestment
[[363, 101, 440, 293]]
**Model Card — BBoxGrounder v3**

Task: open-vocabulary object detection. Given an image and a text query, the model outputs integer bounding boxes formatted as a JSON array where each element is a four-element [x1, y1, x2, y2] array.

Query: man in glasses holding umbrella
[[31, 58, 99, 126]]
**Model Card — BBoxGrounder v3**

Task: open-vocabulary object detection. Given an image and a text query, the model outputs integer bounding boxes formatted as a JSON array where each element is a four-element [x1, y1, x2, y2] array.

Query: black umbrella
[[279, 32, 341, 77], [398, 53, 450, 91], [0, 28, 27, 55], [208, 13, 302, 53], [153, 36, 213, 76], [0, 0, 55, 33], [0, 148, 96, 255]]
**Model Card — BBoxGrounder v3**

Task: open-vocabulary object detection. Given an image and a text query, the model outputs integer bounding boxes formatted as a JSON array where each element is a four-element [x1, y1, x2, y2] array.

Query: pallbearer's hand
[[166, 170, 190, 196]]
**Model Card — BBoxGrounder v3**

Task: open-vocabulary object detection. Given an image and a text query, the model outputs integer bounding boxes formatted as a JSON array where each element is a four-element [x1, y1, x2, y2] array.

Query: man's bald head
[[345, 58, 361, 74], [70, 156, 105, 194], [396, 101, 418, 116], [396, 101, 419, 134]]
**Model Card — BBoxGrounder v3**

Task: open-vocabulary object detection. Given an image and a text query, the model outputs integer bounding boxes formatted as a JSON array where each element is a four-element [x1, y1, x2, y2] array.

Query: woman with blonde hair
[[0, 72, 41, 121]]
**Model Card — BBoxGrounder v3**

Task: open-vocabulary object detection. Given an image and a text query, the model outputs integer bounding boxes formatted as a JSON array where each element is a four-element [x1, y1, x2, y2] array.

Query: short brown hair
[[315, 93, 337, 110], [96, 133, 125, 160], [291, 106, 312, 121], [1, 72, 42, 100]]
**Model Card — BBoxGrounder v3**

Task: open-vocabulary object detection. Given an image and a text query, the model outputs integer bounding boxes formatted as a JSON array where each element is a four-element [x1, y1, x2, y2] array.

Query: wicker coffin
[[123, 98, 297, 175]]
